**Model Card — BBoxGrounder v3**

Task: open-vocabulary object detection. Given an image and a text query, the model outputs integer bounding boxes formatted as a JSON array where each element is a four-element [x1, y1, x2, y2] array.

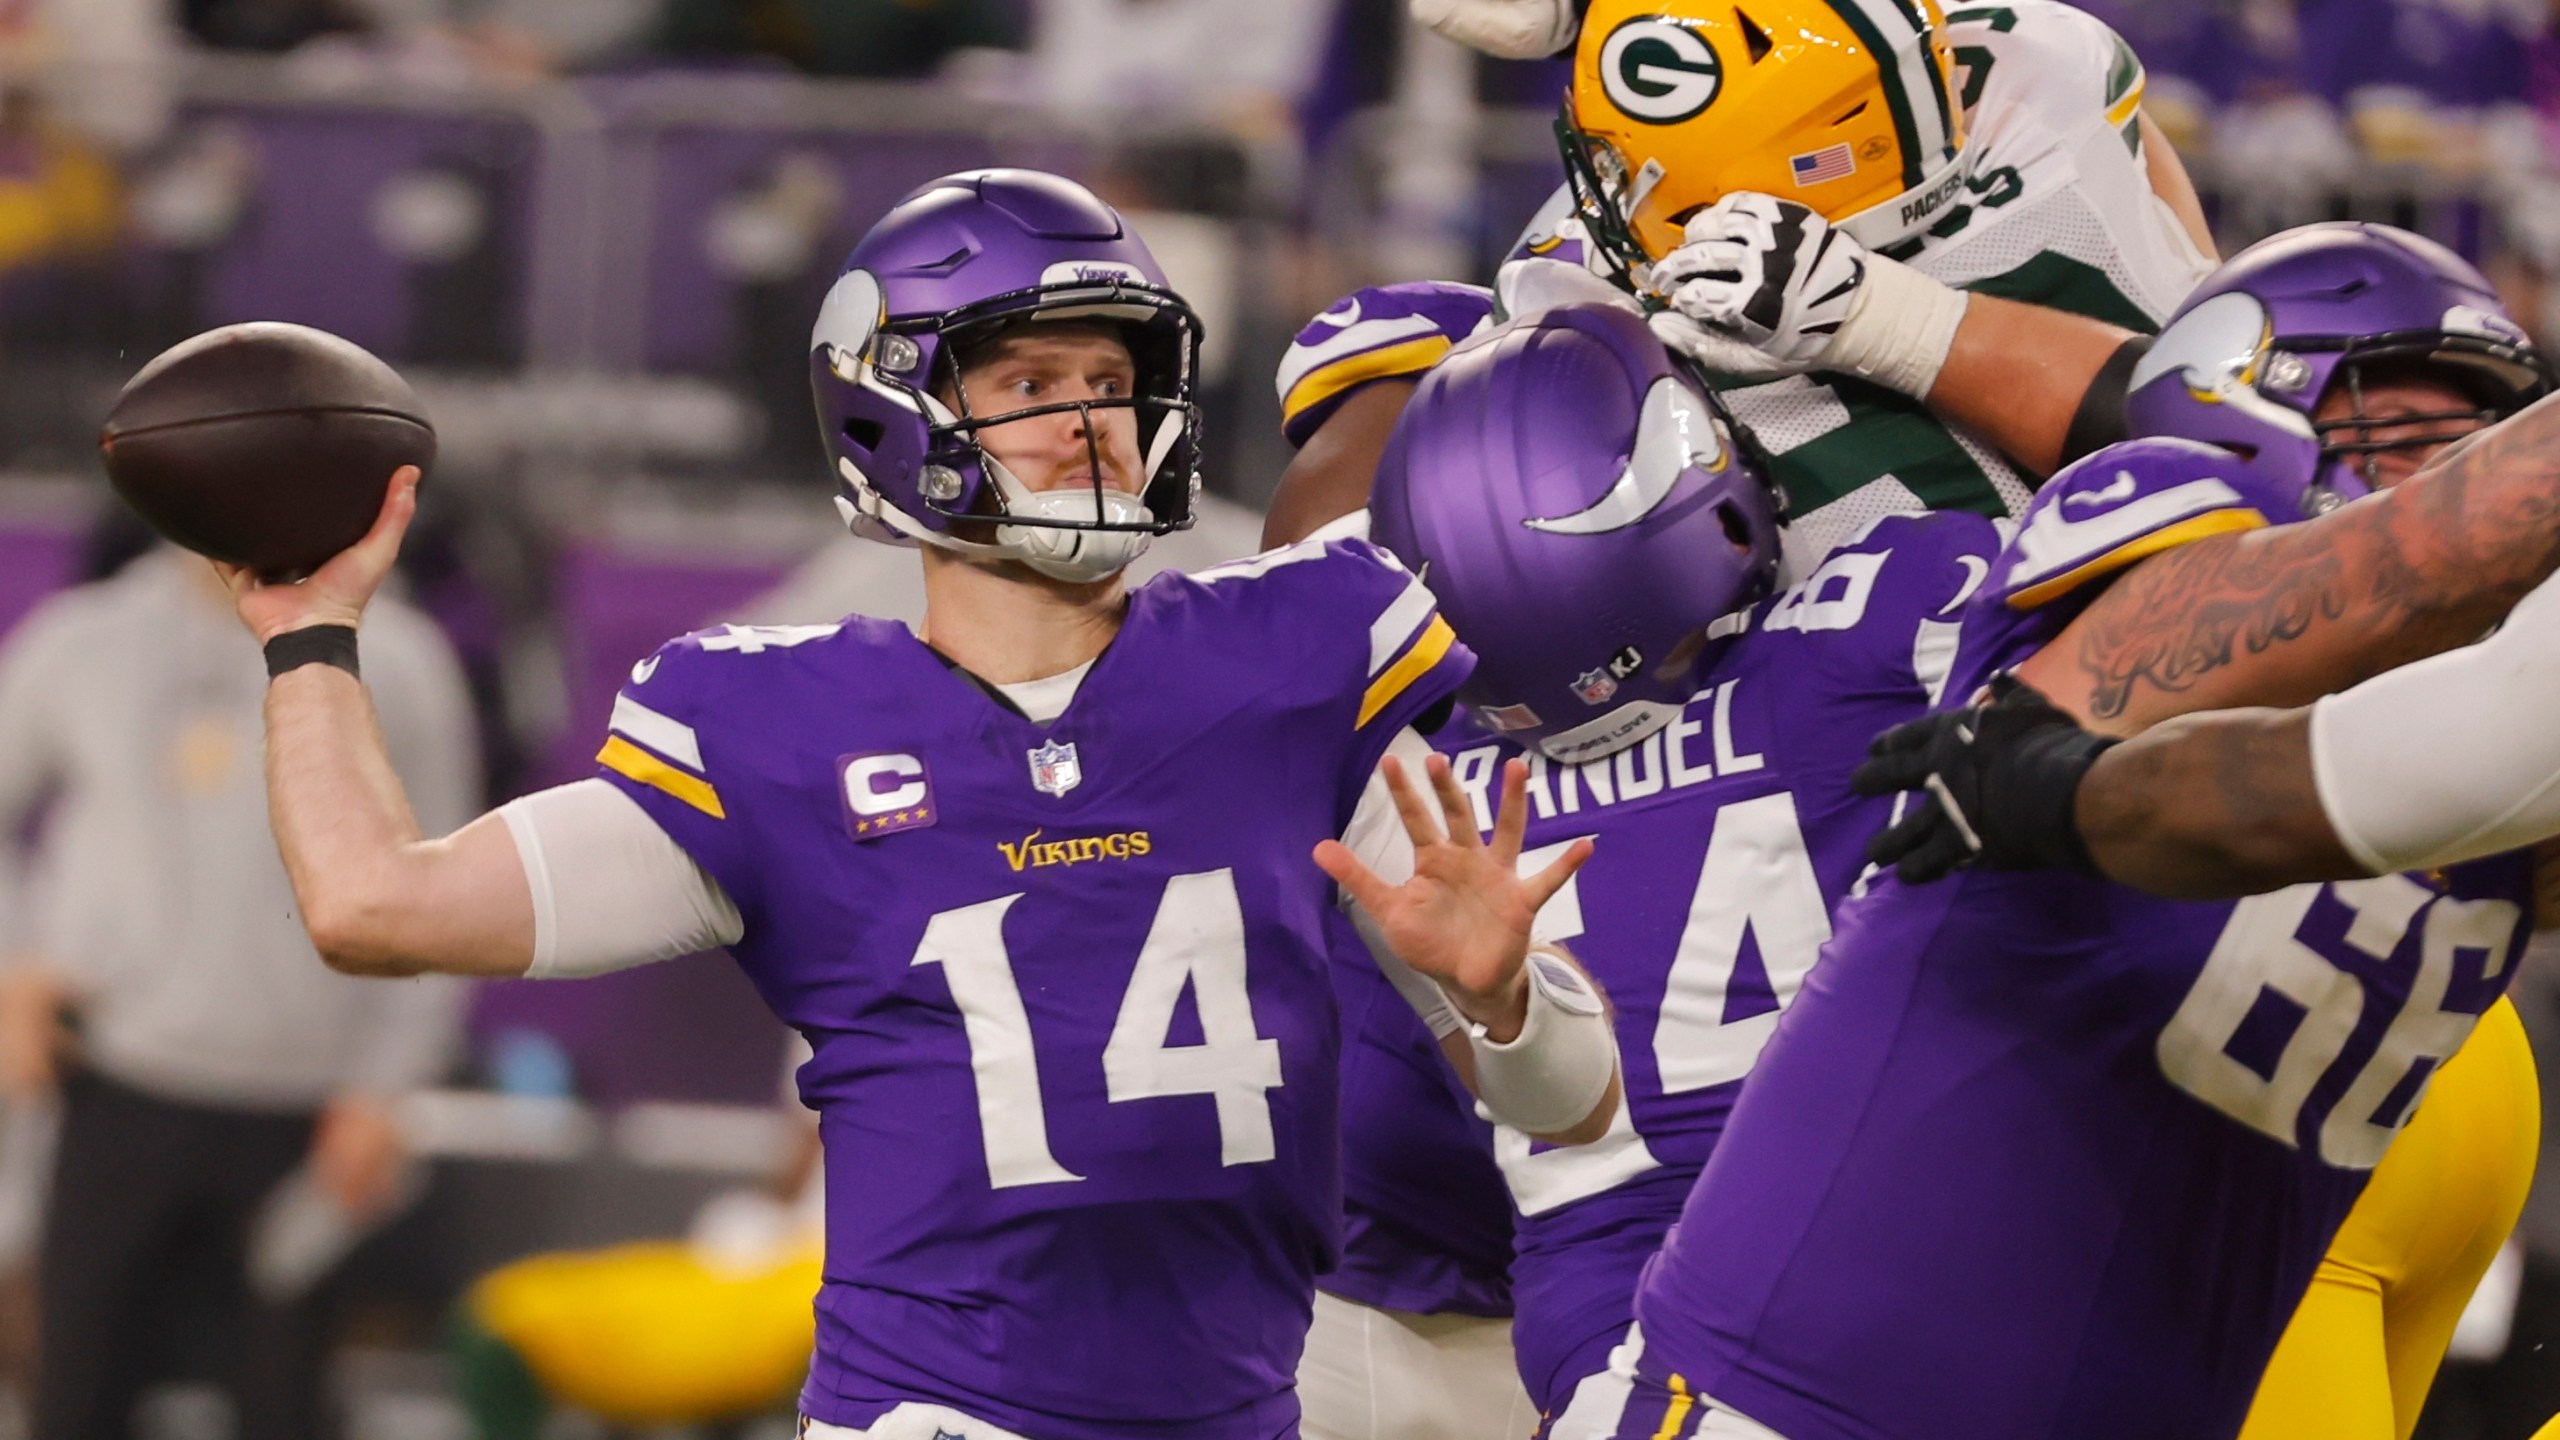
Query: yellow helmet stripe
[[1822, 0, 1938, 190]]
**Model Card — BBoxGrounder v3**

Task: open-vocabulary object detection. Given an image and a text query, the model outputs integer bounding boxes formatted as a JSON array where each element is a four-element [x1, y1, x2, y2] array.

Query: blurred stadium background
[[5, 0, 2560, 1436]]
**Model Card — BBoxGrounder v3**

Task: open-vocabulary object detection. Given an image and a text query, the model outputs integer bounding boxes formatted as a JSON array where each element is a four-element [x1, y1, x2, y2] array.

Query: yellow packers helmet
[[1561, 0, 1970, 282]]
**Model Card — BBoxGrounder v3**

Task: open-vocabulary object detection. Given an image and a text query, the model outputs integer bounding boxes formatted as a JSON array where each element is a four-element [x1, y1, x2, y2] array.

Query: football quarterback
[[219, 169, 1624, 1440]]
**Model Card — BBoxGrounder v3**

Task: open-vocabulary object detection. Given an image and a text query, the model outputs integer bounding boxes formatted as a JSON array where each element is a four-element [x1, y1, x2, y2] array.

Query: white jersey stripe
[[610, 693, 706, 772], [1368, 579, 1440, 677], [1832, 0, 1949, 163]]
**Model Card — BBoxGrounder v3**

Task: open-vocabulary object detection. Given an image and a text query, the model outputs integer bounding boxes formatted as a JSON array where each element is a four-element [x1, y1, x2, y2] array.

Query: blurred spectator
[[0, 90, 120, 278], [0, 543, 479, 1439], [0, 0, 180, 156], [1030, 0, 1342, 134], [650, 0, 1023, 79], [183, 0, 372, 52]]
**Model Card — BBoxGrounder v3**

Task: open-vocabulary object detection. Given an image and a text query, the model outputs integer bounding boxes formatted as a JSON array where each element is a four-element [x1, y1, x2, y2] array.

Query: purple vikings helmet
[[810, 169, 1204, 582], [2125, 222, 2553, 513], [1371, 303, 1781, 765]]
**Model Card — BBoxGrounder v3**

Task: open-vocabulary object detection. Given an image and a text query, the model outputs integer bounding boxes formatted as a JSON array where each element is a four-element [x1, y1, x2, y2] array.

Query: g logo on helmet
[[1599, 17, 1723, 124]]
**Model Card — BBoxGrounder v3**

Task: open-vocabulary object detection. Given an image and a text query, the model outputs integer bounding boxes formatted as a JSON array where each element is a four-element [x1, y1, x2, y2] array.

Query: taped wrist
[[1468, 947, 1617, 1136], [1981, 722, 2118, 876], [1823, 254, 1969, 399], [264, 624, 360, 681]]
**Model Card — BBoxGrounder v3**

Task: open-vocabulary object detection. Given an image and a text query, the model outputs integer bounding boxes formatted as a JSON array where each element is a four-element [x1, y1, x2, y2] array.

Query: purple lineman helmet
[[1371, 303, 1781, 765], [2125, 222, 2552, 513], [810, 169, 1204, 582]]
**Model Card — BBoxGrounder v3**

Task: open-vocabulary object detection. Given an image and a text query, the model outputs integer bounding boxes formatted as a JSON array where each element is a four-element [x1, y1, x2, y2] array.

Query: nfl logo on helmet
[[1572, 667, 1620, 705]]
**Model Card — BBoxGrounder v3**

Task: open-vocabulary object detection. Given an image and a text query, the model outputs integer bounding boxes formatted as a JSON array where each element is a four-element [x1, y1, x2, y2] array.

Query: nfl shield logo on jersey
[[1028, 739, 1082, 797], [1572, 667, 1619, 705]]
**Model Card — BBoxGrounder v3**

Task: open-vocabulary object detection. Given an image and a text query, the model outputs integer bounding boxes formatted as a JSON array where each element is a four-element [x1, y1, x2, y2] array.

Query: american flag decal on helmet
[[1790, 144, 1858, 186]]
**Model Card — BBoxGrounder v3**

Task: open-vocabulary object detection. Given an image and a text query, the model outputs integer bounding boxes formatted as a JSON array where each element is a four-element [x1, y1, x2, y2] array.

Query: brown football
[[99, 322, 435, 579]]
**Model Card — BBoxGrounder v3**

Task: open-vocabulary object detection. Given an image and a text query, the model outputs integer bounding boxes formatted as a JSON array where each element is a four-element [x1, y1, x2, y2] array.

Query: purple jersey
[[1323, 906, 1515, 1318], [1626, 441, 2540, 1440], [1433, 513, 1998, 1409], [592, 540, 1471, 1439], [1276, 282, 1497, 448]]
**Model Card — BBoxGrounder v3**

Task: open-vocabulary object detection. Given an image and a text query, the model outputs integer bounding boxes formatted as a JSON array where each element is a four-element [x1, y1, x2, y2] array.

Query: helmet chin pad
[[994, 472, 1156, 582]]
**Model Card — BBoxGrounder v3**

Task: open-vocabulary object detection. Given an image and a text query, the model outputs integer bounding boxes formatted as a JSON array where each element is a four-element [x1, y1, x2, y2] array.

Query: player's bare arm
[[2067, 705, 2351, 897], [1263, 379, 1416, 548], [1927, 295, 2146, 475], [2141, 112, 2216, 257], [2017, 392, 2560, 734], [221, 468, 536, 978]]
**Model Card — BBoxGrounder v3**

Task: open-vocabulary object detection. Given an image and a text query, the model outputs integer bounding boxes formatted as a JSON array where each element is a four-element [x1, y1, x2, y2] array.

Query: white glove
[[1654, 192, 1973, 398], [1654, 194, 1868, 368], [1410, 0, 1579, 59]]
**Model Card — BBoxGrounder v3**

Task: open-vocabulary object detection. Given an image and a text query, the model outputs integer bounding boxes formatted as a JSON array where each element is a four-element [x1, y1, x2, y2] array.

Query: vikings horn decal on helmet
[[810, 169, 1206, 583], [2125, 222, 2554, 513], [1371, 303, 1782, 765], [1560, 0, 1968, 282]]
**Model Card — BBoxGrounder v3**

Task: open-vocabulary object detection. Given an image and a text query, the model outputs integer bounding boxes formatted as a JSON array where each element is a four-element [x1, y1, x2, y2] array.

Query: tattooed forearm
[[2076, 706, 2360, 898], [2043, 390, 2560, 733], [2064, 534, 2351, 720]]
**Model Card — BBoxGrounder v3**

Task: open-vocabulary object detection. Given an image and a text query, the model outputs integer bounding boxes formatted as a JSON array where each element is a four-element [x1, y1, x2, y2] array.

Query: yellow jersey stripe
[[2106, 75, 2146, 131], [1357, 614, 1456, 729], [1651, 1375, 1696, 1440], [1281, 335, 1453, 429], [2007, 509, 2267, 611], [598, 735, 727, 819]]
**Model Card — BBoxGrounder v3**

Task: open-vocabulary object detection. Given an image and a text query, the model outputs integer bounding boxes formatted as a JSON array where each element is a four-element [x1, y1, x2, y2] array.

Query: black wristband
[[264, 624, 360, 681], [2058, 335, 2152, 466], [1992, 725, 2120, 877]]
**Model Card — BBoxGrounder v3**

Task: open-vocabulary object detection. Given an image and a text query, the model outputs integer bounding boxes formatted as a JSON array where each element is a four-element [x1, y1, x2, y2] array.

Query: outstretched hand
[[1316, 753, 1593, 1038], [216, 466, 421, 645]]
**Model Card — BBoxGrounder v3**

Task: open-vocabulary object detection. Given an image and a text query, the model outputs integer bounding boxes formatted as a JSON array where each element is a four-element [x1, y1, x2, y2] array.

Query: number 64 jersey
[[1433, 511, 2000, 1415], [1625, 440, 2539, 1440], [588, 541, 1471, 1440]]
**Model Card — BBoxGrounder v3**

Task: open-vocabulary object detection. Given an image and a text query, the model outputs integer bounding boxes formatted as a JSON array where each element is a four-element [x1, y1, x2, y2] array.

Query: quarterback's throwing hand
[[1852, 676, 2119, 883], [216, 466, 420, 646], [1316, 753, 1593, 1030], [1653, 194, 1867, 369]]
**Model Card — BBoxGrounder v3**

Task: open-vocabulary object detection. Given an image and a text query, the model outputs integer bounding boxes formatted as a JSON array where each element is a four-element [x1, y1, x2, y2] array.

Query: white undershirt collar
[[993, 659, 1094, 725]]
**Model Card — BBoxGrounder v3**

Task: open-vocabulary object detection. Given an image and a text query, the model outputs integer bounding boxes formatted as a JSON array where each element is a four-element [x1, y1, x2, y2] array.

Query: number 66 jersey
[[1625, 440, 2540, 1440], [588, 540, 1472, 1440]]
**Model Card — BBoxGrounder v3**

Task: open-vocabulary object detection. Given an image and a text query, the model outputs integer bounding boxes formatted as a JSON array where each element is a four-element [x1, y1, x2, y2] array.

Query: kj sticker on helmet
[[1599, 17, 1723, 124]]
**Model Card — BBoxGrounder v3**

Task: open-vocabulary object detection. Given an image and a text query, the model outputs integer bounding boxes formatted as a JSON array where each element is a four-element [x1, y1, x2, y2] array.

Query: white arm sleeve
[[2310, 570, 2560, 874], [1342, 728, 1466, 1039], [497, 779, 745, 980]]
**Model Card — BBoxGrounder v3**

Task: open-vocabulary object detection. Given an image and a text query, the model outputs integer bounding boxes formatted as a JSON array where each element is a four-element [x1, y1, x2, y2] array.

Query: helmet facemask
[[1555, 104, 1664, 296], [2297, 336, 2553, 504], [925, 307, 1203, 582], [820, 268, 1207, 584]]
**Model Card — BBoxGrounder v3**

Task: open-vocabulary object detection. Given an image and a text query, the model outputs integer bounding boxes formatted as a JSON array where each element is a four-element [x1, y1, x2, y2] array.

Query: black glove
[[1850, 675, 2120, 884]]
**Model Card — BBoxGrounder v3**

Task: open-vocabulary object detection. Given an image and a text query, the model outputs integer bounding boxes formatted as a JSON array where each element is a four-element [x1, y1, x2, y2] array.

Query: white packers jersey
[[1513, 0, 2216, 576]]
